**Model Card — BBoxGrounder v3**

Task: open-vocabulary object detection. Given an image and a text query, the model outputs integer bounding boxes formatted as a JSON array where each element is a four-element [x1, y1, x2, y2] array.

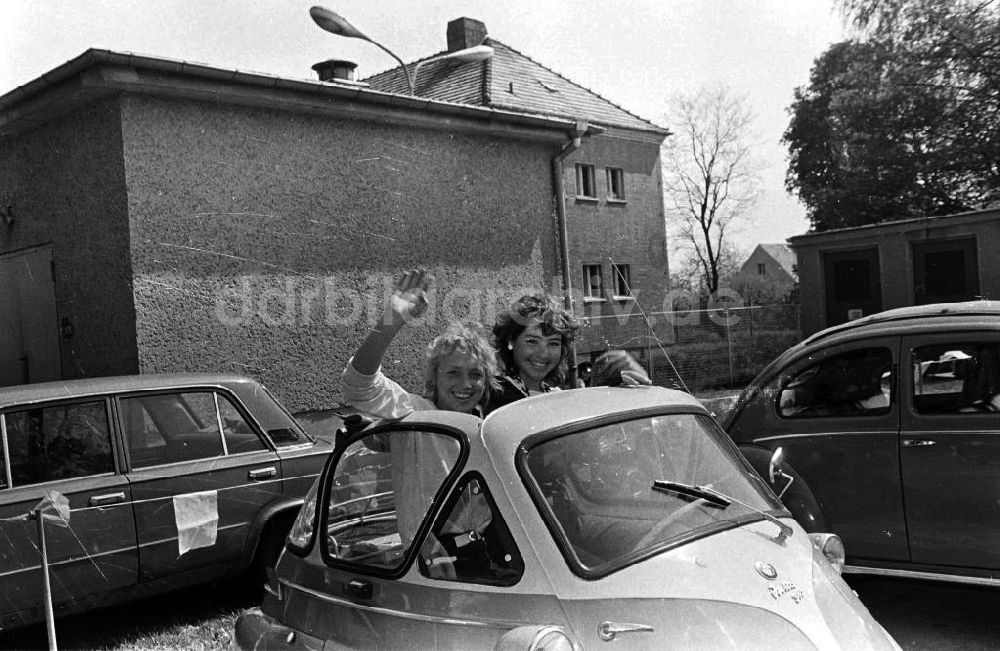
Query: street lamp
[[309, 6, 493, 96], [411, 44, 493, 90]]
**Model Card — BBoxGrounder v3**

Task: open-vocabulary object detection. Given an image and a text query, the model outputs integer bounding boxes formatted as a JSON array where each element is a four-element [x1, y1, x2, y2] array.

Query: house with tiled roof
[[366, 18, 675, 366], [731, 243, 798, 305]]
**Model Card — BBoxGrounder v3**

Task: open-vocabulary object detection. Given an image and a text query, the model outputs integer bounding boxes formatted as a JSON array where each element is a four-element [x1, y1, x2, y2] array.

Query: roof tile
[[364, 39, 667, 134]]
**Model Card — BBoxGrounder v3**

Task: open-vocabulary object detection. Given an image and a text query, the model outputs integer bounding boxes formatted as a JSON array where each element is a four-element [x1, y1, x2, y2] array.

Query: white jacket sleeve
[[341, 359, 432, 419]]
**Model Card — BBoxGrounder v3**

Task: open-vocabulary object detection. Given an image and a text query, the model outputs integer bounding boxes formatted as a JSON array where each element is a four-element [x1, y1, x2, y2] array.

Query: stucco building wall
[[118, 95, 559, 409], [0, 97, 139, 379], [563, 131, 672, 357]]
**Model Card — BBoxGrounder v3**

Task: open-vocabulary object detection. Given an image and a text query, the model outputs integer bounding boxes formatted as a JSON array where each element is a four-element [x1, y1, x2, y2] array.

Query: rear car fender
[[240, 498, 302, 568], [738, 444, 829, 533]]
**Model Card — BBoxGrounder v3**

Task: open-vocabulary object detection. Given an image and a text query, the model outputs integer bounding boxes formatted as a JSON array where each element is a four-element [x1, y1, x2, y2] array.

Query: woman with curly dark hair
[[486, 294, 580, 414]]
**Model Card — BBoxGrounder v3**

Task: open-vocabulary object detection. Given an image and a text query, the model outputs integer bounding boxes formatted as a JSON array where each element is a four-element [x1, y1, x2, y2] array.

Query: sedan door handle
[[901, 438, 937, 447], [89, 492, 126, 506], [248, 467, 277, 480]]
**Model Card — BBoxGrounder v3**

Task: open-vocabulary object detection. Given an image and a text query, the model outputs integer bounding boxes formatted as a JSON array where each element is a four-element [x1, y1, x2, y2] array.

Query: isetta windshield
[[522, 413, 785, 576]]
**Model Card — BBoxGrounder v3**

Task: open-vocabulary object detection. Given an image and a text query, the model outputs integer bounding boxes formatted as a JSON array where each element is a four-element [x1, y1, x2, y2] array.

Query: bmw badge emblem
[[755, 561, 778, 580]]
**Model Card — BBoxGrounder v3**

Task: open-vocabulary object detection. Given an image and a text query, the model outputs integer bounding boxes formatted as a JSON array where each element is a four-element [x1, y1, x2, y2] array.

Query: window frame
[[116, 387, 269, 470], [575, 163, 597, 200], [606, 167, 626, 202], [611, 263, 633, 300], [902, 333, 1000, 429], [582, 264, 605, 301], [1, 396, 118, 489], [318, 422, 470, 579], [417, 470, 524, 586], [774, 345, 895, 420]]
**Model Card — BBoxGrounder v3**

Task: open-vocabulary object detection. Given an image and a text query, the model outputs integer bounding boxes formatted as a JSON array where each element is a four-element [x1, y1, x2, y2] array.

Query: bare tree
[[662, 86, 761, 295]]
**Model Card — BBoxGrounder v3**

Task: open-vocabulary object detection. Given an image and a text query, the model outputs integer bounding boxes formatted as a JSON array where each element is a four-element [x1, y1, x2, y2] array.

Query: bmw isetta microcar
[[236, 386, 898, 650]]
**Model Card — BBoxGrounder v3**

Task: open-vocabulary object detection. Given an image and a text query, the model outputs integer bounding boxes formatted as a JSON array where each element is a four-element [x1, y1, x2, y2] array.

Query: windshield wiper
[[652, 480, 793, 545], [652, 480, 731, 508]]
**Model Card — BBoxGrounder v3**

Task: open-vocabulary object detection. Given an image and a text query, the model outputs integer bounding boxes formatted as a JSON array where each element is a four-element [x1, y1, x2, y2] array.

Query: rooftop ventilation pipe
[[312, 59, 359, 82]]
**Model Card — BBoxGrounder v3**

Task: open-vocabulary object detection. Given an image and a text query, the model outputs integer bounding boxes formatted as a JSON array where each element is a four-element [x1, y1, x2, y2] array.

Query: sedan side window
[[913, 344, 1000, 413], [3, 401, 114, 487], [419, 474, 524, 586], [121, 391, 264, 468], [778, 347, 893, 418]]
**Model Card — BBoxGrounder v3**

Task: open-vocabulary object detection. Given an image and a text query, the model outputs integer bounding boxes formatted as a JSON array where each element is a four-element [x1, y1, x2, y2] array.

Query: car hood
[[553, 520, 898, 651]]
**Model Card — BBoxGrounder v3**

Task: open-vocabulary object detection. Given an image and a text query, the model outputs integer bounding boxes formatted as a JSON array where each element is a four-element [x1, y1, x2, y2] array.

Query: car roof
[[803, 300, 1000, 347], [482, 386, 708, 455], [0, 373, 263, 408], [388, 387, 708, 458], [722, 301, 1000, 430]]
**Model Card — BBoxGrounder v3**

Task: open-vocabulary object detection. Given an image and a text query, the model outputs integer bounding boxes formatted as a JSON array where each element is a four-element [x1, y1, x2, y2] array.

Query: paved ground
[[848, 575, 1000, 649]]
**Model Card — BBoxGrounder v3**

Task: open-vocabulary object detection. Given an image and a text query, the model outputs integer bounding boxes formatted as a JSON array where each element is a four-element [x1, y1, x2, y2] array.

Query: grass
[[0, 578, 255, 650]]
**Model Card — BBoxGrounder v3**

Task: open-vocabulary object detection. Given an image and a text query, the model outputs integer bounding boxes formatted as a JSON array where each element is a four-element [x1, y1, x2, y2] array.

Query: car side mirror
[[768, 446, 794, 500], [768, 447, 784, 483]]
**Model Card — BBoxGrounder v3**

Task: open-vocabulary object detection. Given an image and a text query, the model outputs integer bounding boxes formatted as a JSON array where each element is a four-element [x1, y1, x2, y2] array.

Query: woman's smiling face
[[512, 324, 564, 389], [434, 352, 487, 413]]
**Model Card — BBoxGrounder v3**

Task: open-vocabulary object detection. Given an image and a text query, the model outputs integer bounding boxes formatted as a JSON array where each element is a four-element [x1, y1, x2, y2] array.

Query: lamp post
[[411, 44, 493, 89], [309, 6, 492, 96]]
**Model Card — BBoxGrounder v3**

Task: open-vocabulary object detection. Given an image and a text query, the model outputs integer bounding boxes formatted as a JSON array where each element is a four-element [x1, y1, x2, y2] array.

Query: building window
[[757, 263, 766, 275], [606, 167, 626, 201], [612, 263, 632, 298], [582, 264, 604, 299], [575, 164, 597, 199]]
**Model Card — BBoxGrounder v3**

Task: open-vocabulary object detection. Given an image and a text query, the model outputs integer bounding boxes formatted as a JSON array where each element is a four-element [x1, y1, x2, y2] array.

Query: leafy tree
[[662, 86, 761, 294], [784, 0, 1000, 231], [669, 242, 745, 307]]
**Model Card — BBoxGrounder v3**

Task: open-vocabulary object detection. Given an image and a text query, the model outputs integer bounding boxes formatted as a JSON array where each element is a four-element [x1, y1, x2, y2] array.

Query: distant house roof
[[759, 243, 796, 276], [364, 39, 670, 136]]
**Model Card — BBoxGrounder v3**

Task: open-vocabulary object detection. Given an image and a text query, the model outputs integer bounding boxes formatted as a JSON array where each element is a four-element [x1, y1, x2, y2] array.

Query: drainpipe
[[552, 120, 594, 386]]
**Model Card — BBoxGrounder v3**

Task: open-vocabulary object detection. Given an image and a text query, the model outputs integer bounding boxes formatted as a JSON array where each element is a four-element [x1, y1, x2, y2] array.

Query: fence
[[578, 303, 801, 394]]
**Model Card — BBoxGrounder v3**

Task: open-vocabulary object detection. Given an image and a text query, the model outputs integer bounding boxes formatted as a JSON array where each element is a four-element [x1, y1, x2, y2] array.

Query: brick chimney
[[447, 17, 487, 52]]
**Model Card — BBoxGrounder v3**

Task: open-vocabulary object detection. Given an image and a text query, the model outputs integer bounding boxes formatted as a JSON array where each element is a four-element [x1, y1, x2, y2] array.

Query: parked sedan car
[[724, 301, 1000, 586], [0, 373, 334, 631], [236, 386, 897, 650]]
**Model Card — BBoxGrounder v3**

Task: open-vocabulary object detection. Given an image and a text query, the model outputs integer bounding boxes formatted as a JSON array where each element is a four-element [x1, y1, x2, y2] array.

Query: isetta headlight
[[809, 533, 846, 574]]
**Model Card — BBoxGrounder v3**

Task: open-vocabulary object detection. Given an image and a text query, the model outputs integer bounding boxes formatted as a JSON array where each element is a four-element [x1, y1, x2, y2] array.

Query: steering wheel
[[631, 499, 706, 552]]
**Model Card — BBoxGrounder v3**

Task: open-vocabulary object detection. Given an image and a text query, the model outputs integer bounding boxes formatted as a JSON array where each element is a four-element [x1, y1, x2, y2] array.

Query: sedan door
[[742, 337, 907, 562], [0, 398, 137, 622], [900, 334, 1000, 570], [118, 390, 283, 581]]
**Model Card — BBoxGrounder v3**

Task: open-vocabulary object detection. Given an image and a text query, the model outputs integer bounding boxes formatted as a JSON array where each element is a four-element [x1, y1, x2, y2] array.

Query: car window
[[778, 347, 893, 418], [523, 413, 782, 576], [418, 473, 524, 586], [2, 400, 114, 487], [324, 430, 461, 572], [121, 391, 264, 468], [218, 395, 268, 453], [912, 343, 1000, 414]]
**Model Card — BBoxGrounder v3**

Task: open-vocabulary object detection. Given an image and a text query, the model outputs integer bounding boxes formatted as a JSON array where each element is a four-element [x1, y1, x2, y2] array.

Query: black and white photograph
[[1, 0, 998, 648]]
